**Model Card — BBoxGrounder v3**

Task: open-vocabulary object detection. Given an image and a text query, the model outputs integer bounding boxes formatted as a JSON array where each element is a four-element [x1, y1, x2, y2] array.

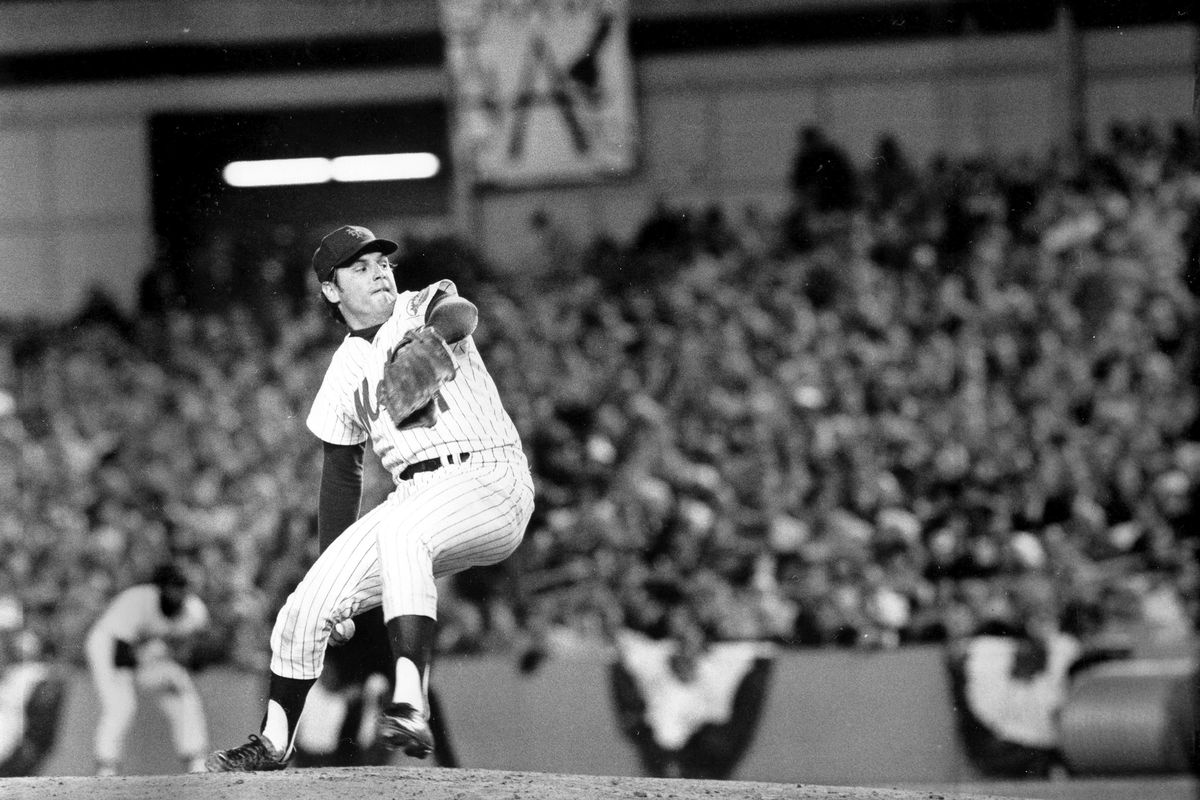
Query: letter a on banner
[[439, 0, 638, 187]]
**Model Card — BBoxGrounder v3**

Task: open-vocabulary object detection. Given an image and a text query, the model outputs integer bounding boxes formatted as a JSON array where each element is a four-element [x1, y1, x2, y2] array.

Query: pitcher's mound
[[1, 765, 1034, 800]]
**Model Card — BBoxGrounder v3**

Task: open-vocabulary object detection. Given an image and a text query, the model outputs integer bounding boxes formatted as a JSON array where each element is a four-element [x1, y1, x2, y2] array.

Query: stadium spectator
[[788, 124, 860, 214]]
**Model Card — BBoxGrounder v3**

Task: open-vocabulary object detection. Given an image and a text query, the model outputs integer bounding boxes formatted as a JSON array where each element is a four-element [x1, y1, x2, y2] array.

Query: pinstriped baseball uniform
[[269, 279, 534, 680]]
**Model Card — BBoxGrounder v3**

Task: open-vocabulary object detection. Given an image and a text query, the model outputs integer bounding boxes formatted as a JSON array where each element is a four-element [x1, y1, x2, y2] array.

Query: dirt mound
[[1, 765, 1027, 800]]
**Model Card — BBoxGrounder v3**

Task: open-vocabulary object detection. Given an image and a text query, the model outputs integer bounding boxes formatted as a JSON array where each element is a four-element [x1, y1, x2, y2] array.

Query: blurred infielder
[[208, 224, 534, 771], [85, 563, 210, 775]]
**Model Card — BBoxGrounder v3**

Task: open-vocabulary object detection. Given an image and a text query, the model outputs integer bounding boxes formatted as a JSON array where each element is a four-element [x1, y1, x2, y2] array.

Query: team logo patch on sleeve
[[407, 286, 432, 317]]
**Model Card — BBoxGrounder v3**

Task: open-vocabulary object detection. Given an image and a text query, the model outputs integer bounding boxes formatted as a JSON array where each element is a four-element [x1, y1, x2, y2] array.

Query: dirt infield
[[0, 766, 1044, 800]]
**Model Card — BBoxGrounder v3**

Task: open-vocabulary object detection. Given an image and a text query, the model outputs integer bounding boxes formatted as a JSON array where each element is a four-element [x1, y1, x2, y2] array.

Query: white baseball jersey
[[274, 280, 535, 680], [306, 279, 521, 479], [87, 585, 208, 648]]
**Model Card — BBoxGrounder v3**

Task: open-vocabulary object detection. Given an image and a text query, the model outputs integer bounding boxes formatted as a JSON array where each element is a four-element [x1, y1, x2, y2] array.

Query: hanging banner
[[439, 0, 638, 187]]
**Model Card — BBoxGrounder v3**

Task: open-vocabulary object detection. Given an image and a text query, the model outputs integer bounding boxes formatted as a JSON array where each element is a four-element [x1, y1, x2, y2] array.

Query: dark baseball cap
[[312, 225, 399, 282], [152, 563, 188, 588]]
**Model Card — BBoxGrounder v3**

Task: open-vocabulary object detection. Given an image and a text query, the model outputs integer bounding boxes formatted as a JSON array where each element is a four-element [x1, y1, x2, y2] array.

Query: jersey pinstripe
[[306, 279, 521, 480]]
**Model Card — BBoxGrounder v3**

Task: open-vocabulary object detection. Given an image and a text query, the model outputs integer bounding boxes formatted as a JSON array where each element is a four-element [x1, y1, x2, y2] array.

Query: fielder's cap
[[152, 563, 188, 588], [312, 225, 399, 282]]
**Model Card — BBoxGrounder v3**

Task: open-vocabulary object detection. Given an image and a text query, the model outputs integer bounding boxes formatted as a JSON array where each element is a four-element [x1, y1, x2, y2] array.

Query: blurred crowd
[[0, 119, 1198, 671]]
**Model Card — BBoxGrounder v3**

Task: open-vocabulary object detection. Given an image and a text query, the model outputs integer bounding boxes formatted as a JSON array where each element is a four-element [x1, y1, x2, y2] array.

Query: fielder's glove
[[136, 656, 189, 695], [381, 326, 457, 430]]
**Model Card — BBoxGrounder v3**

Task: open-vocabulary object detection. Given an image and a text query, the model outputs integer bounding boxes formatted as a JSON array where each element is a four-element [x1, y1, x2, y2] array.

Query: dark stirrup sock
[[385, 615, 436, 669], [385, 614, 437, 701], [262, 672, 316, 753]]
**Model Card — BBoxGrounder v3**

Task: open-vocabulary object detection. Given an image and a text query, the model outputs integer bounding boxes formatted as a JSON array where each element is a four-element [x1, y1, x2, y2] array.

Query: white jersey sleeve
[[176, 595, 209, 637], [307, 336, 374, 446], [90, 585, 209, 645], [405, 278, 457, 319]]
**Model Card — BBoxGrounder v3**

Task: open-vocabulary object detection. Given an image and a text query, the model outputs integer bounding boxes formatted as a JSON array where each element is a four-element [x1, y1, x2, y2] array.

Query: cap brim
[[322, 238, 400, 279]]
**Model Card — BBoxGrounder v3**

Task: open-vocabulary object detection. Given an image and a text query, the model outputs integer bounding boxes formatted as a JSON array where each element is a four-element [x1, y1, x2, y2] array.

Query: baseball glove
[[135, 650, 189, 694], [381, 326, 457, 430]]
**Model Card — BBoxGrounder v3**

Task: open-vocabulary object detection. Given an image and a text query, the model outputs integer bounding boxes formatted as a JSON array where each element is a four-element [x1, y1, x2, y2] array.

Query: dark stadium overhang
[[0, 0, 1193, 88]]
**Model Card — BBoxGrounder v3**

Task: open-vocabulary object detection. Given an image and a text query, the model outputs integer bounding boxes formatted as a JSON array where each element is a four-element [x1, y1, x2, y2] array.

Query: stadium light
[[223, 157, 331, 187], [331, 153, 440, 182], [222, 153, 440, 187]]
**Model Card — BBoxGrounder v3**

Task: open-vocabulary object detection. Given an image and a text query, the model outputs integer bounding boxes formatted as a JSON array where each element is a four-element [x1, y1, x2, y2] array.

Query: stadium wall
[[0, 18, 1193, 320], [29, 645, 1196, 784], [29, 647, 981, 781]]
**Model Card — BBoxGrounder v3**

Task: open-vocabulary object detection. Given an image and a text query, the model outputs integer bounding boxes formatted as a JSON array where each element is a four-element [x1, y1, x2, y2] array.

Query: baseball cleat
[[204, 734, 288, 772], [378, 702, 435, 758]]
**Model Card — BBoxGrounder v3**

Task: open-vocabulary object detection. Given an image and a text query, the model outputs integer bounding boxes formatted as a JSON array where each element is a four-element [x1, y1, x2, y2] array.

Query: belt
[[399, 452, 470, 481]]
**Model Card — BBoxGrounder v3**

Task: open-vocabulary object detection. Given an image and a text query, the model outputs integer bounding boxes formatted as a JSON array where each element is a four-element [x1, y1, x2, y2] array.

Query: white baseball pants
[[84, 632, 208, 767], [269, 451, 534, 680]]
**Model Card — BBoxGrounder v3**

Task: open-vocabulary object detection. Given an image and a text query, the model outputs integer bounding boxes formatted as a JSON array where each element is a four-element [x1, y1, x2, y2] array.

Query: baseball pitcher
[[207, 225, 534, 771]]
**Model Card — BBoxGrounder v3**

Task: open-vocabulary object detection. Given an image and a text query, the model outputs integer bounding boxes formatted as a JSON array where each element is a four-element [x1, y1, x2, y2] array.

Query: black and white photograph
[[0, 2, 1197, 799]]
